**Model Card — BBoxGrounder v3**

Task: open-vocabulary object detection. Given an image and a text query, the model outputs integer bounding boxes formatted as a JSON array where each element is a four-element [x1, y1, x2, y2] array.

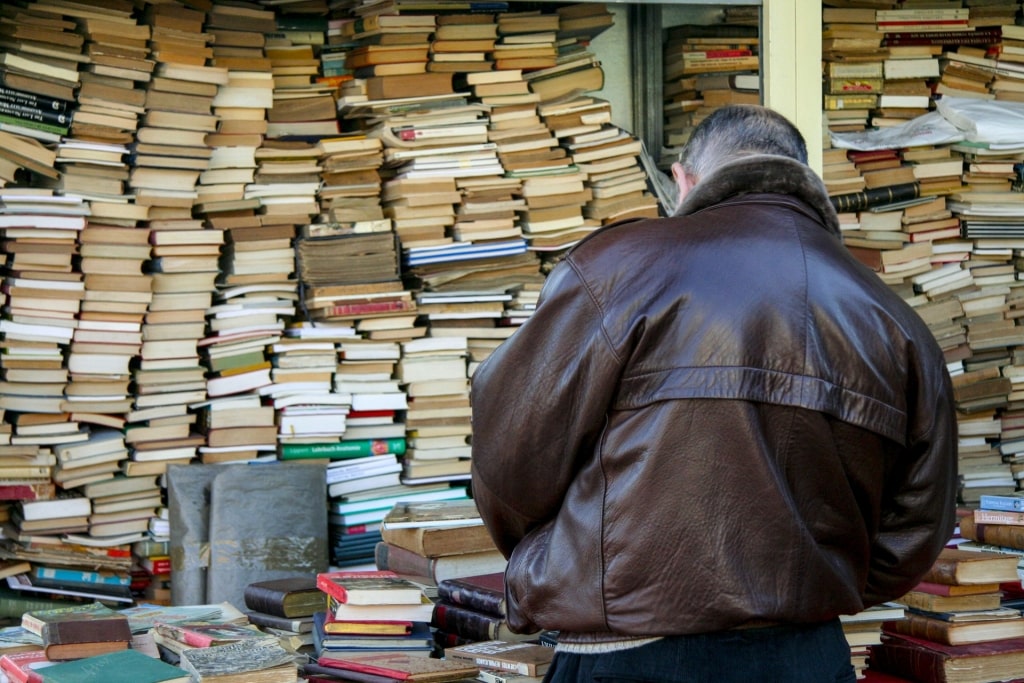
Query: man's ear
[[671, 162, 696, 201]]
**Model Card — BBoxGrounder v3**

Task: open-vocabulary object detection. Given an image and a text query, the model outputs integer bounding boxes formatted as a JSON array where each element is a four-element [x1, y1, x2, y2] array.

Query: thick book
[[374, 542, 508, 585], [243, 576, 326, 618], [883, 611, 1024, 646], [444, 640, 554, 677], [381, 523, 497, 557], [316, 569, 425, 605], [34, 648, 190, 683], [21, 603, 128, 643], [920, 547, 1021, 585], [436, 572, 506, 617], [870, 632, 1024, 683], [895, 590, 1002, 613], [432, 602, 535, 643]]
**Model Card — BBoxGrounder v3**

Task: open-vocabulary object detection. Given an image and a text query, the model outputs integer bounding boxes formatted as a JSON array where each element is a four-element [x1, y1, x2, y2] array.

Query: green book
[[279, 438, 407, 460], [39, 648, 190, 682]]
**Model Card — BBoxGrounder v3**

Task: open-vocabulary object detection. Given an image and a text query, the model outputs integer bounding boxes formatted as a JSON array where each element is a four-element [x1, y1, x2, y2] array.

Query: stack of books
[[312, 569, 435, 659], [243, 575, 325, 654], [432, 572, 537, 650], [840, 603, 907, 679], [374, 499, 506, 586], [21, 601, 131, 661], [870, 547, 1024, 680], [397, 336, 472, 484]]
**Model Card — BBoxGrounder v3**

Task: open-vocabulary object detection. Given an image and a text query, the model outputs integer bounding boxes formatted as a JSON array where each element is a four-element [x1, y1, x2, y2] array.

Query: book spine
[[243, 584, 290, 618], [0, 85, 72, 115], [979, 494, 1024, 512], [883, 31, 1001, 46], [280, 438, 406, 459], [431, 602, 500, 641], [33, 567, 129, 586], [868, 635, 946, 682], [0, 112, 67, 135], [374, 541, 436, 581], [311, 300, 414, 317], [436, 582, 505, 616], [973, 509, 1024, 525], [960, 515, 1024, 550], [882, 614, 954, 646], [829, 182, 921, 213]]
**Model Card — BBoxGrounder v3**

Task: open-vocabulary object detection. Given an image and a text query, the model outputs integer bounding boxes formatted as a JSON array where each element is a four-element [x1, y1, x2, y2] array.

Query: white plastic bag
[[828, 111, 964, 151], [935, 96, 1024, 145]]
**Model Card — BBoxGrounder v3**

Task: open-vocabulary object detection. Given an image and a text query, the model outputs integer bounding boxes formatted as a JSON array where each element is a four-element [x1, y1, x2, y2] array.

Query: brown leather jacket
[[470, 155, 958, 643]]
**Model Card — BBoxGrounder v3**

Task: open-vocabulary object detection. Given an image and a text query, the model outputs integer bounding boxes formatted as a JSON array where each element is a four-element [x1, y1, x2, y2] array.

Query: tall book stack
[[493, 11, 559, 73], [0, 3, 82, 145], [662, 22, 760, 151], [124, 4, 221, 477], [317, 134, 386, 230], [346, 13, 453, 102], [397, 336, 471, 485], [821, 5, 885, 134], [429, 13, 497, 75], [0, 191, 85, 448]]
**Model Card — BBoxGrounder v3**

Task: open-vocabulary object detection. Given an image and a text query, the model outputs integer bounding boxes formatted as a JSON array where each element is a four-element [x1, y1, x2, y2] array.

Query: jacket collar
[[674, 154, 841, 237]]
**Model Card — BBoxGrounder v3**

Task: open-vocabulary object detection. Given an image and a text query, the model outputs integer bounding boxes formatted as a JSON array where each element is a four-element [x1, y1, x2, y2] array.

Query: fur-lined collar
[[674, 155, 841, 237]]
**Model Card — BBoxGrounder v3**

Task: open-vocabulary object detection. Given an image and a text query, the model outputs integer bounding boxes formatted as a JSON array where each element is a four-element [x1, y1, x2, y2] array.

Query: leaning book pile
[[869, 547, 1024, 682]]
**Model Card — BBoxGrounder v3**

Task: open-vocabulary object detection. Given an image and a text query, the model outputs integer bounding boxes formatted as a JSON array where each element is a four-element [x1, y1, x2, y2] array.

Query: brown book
[[243, 576, 326, 618], [960, 515, 1024, 551], [895, 589, 1002, 613], [364, 73, 454, 100], [381, 522, 497, 557], [445, 640, 553, 677], [884, 612, 1024, 646], [921, 547, 1021, 585]]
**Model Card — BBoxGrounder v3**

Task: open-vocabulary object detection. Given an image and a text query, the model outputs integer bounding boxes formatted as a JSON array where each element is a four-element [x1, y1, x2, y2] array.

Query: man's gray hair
[[678, 105, 808, 181]]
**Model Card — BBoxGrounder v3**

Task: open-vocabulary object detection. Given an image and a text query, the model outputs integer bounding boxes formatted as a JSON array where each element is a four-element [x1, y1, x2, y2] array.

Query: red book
[[870, 632, 1024, 683], [0, 650, 49, 683], [315, 570, 424, 605]]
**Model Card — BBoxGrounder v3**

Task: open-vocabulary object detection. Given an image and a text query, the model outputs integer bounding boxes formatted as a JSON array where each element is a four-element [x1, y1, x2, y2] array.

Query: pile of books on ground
[[867, 546, 1024, 682]]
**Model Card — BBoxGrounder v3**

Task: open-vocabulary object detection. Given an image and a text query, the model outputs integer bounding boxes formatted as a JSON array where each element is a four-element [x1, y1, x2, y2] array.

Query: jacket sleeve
[[470, 258, 624, 558], [864, 343, 958, 605]]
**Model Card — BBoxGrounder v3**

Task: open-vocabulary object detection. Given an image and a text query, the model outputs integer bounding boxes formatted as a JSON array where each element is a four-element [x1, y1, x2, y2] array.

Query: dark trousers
[[542, 619, 857, 683]]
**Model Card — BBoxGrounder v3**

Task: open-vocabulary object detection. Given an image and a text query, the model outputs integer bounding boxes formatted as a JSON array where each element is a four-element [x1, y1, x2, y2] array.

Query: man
[[469, 105, 957, 682]]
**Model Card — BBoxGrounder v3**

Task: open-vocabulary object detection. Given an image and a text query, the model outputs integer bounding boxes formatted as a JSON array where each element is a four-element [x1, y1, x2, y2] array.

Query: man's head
[[671, 105, 808, 201]]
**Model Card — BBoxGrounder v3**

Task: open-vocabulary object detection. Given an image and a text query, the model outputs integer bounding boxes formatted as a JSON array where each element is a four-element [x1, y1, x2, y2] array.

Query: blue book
[[979, 494, 1024, 512]]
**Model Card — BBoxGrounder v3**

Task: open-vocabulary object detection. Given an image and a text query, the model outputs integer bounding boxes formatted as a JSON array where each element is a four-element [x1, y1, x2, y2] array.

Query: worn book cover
[[870, 632, 1024, 682], [316, 650, 480, 681], [152, 620, 273, 649], [316, 569, 425, 605], [24, 603, 130, 647], [444, 640, 554, 676], [921, 548, 1021, 585], [178, 638, 297, 680], [436, 572, 506, 616], [381, 500, 483, 530], [243, 576, 325, 618], [381, 521, 497, 557]]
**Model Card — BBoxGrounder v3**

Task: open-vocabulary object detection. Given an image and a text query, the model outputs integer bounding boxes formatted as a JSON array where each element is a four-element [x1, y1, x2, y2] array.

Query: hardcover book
[[444, 640, 554, 676], [870, 632, 1024, 682], [316, 569, 425, 605], [381, 500, 483, 529], [243, 576, 326, 618], [436, 572, 506, 616], [921, 548, 1021, 585]]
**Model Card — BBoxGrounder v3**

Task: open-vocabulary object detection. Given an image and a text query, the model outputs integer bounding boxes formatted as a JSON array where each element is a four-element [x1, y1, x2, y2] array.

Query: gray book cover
[[167, 464, 222, 606], [205, 462, 328, 611]]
